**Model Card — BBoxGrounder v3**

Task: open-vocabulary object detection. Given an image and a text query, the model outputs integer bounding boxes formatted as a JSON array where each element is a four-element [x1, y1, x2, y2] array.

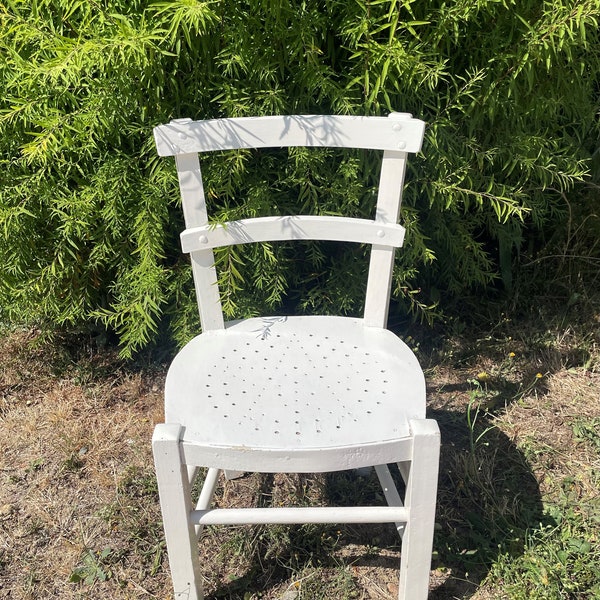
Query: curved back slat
[[180, 216, 405, 253], [154, 114, 425, 156]]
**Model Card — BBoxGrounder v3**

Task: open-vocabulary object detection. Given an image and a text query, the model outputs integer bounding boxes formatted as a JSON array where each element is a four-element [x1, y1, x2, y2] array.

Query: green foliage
[[487, 476, 600, 598], [1, 0, 599, 355]]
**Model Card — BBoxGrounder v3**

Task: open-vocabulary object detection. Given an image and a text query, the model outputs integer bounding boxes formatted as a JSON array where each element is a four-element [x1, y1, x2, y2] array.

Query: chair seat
[[165, 316, 425, 472]]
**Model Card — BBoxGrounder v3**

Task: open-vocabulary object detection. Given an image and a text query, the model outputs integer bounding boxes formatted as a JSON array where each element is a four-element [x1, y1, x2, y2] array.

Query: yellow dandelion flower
[[476, 371, 489, 382], [508, 352, 516, 358], [536, 372, 543, 379]]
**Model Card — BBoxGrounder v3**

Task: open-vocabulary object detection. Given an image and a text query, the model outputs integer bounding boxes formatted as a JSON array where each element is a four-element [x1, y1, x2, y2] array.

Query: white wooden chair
[[152, 114, 440, 600]]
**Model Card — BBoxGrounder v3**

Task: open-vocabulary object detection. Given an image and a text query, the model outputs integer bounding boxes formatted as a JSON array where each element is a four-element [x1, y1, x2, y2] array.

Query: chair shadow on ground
[[426, 407, 545, 598], [322, 406, 545, 599], [203, 404, 545, 599]]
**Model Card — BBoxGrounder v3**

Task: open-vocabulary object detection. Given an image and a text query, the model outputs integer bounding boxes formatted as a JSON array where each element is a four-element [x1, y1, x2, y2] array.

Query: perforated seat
[[166, 316, 425, 472], [151, 114, 440, 600]]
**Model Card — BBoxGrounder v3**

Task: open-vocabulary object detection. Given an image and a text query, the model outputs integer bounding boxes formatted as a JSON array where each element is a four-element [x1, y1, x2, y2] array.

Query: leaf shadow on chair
[[192, 405, 545, 599]]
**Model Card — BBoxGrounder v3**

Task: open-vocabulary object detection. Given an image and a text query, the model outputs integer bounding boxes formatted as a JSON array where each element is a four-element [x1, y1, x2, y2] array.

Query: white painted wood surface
[[154, 114, 425, 155], [398, 419, 440, 598], [191, 505, 409, 525], [375, 463, 406, 538], [175, 153, 224, 331], [152, 424, 203, 600], [180, 215, 405, 252], [364, 145, 409, 328], [166, 315, 425, 472]]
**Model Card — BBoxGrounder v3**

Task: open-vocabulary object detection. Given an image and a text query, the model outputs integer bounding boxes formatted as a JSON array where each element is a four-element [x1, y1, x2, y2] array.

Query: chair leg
[[153, 424, 203, 600], [374, 464, 405, 539], [398, 419, 440, 600], [354, 466, 373, 477], [397, 460, 410, 483]]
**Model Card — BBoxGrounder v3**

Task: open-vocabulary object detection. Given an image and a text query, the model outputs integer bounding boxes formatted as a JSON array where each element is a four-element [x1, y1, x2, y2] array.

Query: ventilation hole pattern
[[179, 321, 416, 446]]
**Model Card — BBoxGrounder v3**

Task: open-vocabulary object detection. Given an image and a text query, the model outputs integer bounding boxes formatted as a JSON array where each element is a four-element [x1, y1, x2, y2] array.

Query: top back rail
[[154, 114, 426, 331], [154, 114, 425, 155]]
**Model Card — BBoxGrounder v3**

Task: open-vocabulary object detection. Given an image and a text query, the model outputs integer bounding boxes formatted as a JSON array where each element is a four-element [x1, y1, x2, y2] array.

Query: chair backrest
[[153, 114, 425, 331]]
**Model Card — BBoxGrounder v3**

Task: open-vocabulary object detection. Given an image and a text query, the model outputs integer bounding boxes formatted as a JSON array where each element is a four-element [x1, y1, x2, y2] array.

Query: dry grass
[[0, 330, 168, 599], [0, 306, 598, 599]]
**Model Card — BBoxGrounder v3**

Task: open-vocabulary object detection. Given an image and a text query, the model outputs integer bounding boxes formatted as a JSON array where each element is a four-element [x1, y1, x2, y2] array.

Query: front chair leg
[[398, 419, 440, 600], [153, 424, 203, 600]]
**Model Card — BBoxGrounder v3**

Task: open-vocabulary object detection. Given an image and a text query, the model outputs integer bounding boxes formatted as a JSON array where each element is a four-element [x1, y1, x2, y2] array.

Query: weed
[[571, 417, 600, 452], [294, 564, 359, 599], [117, 465, 159, 499], [25, 458, 44, 474], [487, 506, 600, 599], [465, 380, 497, 455], [61, 451, 84, 473], [69, 548, 113, 586]]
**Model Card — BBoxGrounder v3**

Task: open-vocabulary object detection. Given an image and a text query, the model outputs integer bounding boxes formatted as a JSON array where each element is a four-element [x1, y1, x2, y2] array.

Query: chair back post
[[364, 112, 411, 328], [174, 150, 224, 331]]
